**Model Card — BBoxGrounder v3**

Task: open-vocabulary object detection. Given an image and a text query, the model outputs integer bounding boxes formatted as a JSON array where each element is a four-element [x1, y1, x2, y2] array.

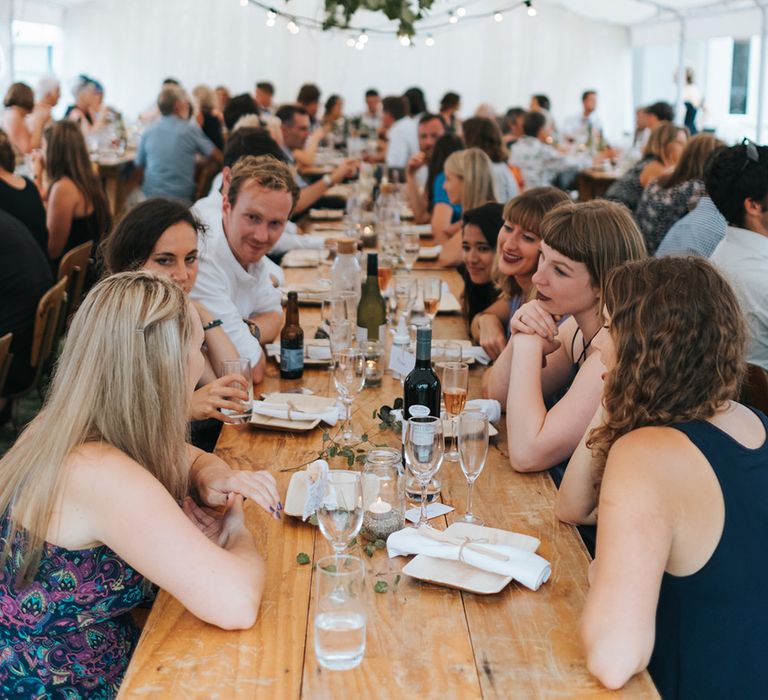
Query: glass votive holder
[[361, 224, 377, 249], [361, 448, 405, 542], [363, 340, 384, 388]]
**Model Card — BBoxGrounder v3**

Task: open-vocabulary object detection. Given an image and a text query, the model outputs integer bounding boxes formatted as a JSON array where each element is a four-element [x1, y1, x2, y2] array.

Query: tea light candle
[[362, 497, 402, 542], [368, 497, 392, 515]]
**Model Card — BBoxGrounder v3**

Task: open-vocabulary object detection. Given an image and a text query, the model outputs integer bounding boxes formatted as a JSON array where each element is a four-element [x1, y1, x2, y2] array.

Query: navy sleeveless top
[[648, 408, 768, 699]]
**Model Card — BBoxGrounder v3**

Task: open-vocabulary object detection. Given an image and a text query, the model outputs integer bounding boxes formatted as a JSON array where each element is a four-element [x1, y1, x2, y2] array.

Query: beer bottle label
[[281, 348, 304, 372]]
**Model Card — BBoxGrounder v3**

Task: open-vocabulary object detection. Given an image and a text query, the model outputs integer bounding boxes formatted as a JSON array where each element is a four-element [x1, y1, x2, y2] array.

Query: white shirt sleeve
[[386, 120, 411, 168]]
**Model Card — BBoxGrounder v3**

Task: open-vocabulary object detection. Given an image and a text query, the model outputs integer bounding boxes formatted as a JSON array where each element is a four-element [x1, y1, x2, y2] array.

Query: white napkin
[[281, 249, 323, 267], [418, 245, 443, 259], [465, 399, 501, 423], [251, 401, 340, 426], [306, 345, 332, 361], [463, 347, 492, 366], [387, 527, 551, 591]]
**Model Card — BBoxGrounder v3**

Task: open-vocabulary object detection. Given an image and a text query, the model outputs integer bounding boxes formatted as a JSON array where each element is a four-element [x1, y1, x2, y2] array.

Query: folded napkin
[[462, 347, 492, 366], [306, 345, 332, 361], [251, 401, 340, 426], [418, 245, 442, 259], [309, 208, 344, 219], [465, 399, 501, 423], [281, 250, 323, 267], [387, 527, 551, 591]]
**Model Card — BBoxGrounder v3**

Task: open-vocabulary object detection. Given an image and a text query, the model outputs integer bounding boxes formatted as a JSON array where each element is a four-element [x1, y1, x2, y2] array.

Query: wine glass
[[341, 291, 359, 330], [333, 349, 366, 444], [393, 272, 417, 326], [400, 230, 420, 272], [317, 471, 363, 556], [404, 416, 444, 527], [422, 277, 442, 326], [457, 411, 489, 525], [322, 296, 349, 330], [441, 362, 469, 461], [220, 358, 253, 423]]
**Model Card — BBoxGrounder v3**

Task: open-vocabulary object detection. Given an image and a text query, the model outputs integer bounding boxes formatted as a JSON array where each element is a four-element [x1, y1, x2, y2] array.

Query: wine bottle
[[280, 291, 304, 380], [356, 253, 387, 346], [403, 326, 441, 420]]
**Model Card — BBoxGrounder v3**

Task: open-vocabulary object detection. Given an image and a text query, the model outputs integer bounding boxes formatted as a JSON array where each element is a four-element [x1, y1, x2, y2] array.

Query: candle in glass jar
[[368, 497, 392, 515]]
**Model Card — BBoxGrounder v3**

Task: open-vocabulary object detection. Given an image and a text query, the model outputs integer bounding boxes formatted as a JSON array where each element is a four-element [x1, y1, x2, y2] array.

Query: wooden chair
[[0, 332, 13, 399], [9, 277, 68, 428], [57, 241, 93, 320], [740, 363, 768, 414]]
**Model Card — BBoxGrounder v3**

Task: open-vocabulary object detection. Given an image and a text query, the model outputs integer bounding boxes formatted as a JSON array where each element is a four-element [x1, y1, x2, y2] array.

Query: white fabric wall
[[60, 0, 633, 139]]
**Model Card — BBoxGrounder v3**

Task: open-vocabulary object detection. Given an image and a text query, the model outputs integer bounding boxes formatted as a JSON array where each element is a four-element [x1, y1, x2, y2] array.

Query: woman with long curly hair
[[578, 257, 767, 696]]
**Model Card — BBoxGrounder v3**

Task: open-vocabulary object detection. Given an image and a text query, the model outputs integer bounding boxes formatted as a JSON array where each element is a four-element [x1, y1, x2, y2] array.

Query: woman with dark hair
[[427, 132, 464, 236], [578, 257, 767, 697], [2, 82, 44, 154], [101, 198, 256, 438], [462, 116, 519, 203], [404, 87, 427, 118], [439, 92, 461, 133], [41, 120, 110, 266], [460, 203, 503, 333]]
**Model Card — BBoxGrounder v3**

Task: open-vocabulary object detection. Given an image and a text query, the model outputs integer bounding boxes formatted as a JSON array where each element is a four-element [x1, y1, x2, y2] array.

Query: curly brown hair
[[588, 257, 746, 486]]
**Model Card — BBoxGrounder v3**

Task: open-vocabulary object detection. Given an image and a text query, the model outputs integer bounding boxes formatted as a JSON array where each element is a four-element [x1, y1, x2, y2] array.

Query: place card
[[389, 345, 416, 376], [405, 503, 455, 523]]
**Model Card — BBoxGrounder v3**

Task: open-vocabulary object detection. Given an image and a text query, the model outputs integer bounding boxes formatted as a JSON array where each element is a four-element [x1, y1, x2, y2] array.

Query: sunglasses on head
[[740, 137, 759, 172]]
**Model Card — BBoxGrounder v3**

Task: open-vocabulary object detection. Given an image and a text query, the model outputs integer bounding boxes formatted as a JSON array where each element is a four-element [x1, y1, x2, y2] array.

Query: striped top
[[655, 195, 727, 259]]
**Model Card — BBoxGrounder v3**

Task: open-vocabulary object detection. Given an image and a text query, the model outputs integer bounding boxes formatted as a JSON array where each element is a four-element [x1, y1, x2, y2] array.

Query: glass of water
[[316, 470, 364, 556], [400, 230, 420, 272], [457, 410, 489, 525], [404, 416, 444, 527], [314, 554, 366, 671], [220, 358, 252, 423], [333, 349, 366, 444]]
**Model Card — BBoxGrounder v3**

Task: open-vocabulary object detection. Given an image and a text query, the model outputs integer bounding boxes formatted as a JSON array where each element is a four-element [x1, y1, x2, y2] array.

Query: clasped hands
[[510, 300, 562, 358]]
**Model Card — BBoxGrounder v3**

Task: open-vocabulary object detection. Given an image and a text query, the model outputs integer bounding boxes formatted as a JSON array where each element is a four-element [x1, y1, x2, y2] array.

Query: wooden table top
[[119, 266, 658, 699]]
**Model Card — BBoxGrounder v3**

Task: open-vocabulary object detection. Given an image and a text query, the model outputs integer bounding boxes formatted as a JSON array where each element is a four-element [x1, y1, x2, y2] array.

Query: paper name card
[[405, 502, 455, 523]]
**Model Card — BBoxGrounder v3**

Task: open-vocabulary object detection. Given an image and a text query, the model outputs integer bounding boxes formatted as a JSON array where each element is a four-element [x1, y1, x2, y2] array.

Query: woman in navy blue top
[[582, 256, 767, 698]]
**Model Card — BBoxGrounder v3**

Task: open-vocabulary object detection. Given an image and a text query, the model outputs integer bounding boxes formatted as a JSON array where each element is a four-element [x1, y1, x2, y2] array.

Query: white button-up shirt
[[711, 226, 768, 372], [386, 116, 418, 169]]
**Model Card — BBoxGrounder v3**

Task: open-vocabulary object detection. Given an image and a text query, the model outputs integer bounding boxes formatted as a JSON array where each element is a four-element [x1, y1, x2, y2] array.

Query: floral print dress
[[0, 517, 148, 699]]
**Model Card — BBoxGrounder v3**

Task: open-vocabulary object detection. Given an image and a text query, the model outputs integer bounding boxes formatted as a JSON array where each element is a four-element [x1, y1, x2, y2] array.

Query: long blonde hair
[[444, 147, 496, 211], [0, 272, 192, 584]]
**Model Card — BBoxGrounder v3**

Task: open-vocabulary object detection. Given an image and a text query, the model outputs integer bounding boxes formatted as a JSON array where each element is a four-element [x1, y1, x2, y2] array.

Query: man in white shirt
[[360, 89, 382, 134], [561, 90, 602, 146], [190, 156, 299, 380], [383, 95, 418, 171], [404, 113, 446, 223], [709, 142, 768, 371]]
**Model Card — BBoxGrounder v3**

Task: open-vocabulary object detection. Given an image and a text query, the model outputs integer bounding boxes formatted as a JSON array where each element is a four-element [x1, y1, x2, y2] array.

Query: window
[[729, 39, 750, 115], [11, 21, 61, 86]]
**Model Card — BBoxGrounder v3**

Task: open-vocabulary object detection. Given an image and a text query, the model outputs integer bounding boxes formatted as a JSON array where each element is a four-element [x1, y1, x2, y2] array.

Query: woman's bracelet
[[202, 319, 223, 332]]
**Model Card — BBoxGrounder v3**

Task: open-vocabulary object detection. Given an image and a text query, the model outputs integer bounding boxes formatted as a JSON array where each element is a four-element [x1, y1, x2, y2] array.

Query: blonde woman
[[437, 147, 497, 266], [192, 84, 224, 151], [0, 272, 280, 697]]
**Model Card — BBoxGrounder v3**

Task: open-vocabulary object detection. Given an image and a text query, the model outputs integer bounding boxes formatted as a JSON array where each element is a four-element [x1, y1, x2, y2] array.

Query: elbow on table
[[507, 446, 551, 473], [203, 574, 265, 630], [582, 622, 650, 691], [584, 644, 640, 691]]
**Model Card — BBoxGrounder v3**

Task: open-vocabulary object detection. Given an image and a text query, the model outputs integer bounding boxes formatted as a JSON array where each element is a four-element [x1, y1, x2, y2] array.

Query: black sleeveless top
[[0, 177, 48, 255], [649, 409, 768, 699]]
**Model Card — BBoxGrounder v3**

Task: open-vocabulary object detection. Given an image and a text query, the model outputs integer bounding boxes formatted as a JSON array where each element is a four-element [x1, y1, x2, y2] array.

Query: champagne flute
[[457, 411, 489, 525], [316, 471, 364, 556], [422, 277, 442, 326], [220, 358, 253, 423], [400, 230, 420, 272], [333, 349, 366, 444], [393, 272, 417, 326], [322, 296, 349, 335], [441, 362, 469, 461], [405, 416, 444, 527]]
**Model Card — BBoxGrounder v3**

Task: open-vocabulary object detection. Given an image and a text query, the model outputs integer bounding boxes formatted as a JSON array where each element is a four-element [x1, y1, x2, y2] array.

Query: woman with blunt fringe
[[101, 198, 260, 436], [0, 273, 281, 698], [486, 200, 646, 475], [579, 257, 767, 697]]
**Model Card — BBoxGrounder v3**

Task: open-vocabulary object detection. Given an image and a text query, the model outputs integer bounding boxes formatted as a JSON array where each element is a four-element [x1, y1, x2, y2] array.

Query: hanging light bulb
[[525, 1, 536, 17], [346, 37, 356, 47], [448, 12, 458, 24], [239, 0, 248, 7], [267, 9, 276, 18], [355, 41, 365, 50], [494, 12, 503, 22], [425, 34, 435, 47], [456, 6, 466, 17], [399, 34, 411, 46], [287, 19, 299, 33], [266, 16, 276, 27], [359, 31, 369, 43]]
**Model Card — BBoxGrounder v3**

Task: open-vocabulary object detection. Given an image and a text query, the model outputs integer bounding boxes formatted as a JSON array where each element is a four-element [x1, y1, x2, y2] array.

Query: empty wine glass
[[340, 291, 359, 330], [441, 362, 469, 461], [322, 296, 349, 335], [457, 411, 489, 525], [404, 416, 444, 527], [333, 349, 366, 444], [422, 277, 442, 326], [317, 471, 364, 556], [400, 230, 420, 272], [393, 272, 417, 326]]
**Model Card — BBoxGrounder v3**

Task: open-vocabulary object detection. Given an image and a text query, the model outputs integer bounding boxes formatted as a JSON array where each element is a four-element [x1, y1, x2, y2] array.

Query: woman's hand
[[510, 300, 560, 343], [476, 314, 507, 361], [194, 458, 281, 519], [190, 374, 250, 423], [182, 493, 248, 548]]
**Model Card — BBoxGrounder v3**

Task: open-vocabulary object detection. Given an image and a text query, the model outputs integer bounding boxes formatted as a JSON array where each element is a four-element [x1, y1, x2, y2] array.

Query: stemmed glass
[[393, 272, 418, 327], [441, 362, 469, 461], [321, 296, 348, 332], [422, 277, 442, 326], [316, 471, 364, 556], [457, 411, 489, 525], [404, 416, 445, 527], [333, 349, 366, 444], [400, 230, 420, 272]]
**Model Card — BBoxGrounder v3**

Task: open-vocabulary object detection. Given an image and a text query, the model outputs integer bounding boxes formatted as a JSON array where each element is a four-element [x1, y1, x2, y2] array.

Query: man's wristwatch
[[322, 173, 333, 188], [243, 319, 261, 341]]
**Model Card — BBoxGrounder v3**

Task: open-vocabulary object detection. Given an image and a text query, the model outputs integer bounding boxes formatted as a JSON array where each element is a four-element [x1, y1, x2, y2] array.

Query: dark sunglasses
[[741, 137, 759, 172]]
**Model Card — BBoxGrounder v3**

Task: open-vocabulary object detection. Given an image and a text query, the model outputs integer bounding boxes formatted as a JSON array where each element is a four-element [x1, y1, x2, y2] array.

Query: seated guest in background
[[0, 210, 53, 426], [474, 187, 569, 359], [0, 272, 280, 697], [484, 201, 646, 475], [633, 100, 675, 150], [439, 92, 461, 134], [275, 104, 357, 214], [254, 81, 274, 117], [321, 94, 345, 143], [360, 88, 382, 134], [404, 113, 446, 223], [605, 123, 687, 212], [510, 111, 590, 190], [135, 85, 221, 204], [502, 107, 526, 146], [437, 147, 497, 266], [2, 82, 44, 155], [191, 156, 299, 369], [215, 85, 231, 115], [65, 74, 101, 132], [635, 133, 724, 254], [580, 257, 767, 697], [222, 93, 260, 133], [561, 90, 602, 146], [383, 95, 417, 171], [462, 116, 519, 203], [404, 87, 427, 120], [710, 141, 768, 372], [43, 120, 111, 266], [425, 132, 464, 236], [460, 202, 503, 335], [192, 84, 225, 151], [296, 83, 321, 128], [0, 129, 48, 253], [529, 93, 557, 140], [27, 76, 60, 142]]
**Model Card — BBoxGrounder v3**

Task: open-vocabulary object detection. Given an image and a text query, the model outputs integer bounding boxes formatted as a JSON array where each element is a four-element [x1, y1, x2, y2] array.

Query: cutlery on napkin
[[251, 400, 340, 426]]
